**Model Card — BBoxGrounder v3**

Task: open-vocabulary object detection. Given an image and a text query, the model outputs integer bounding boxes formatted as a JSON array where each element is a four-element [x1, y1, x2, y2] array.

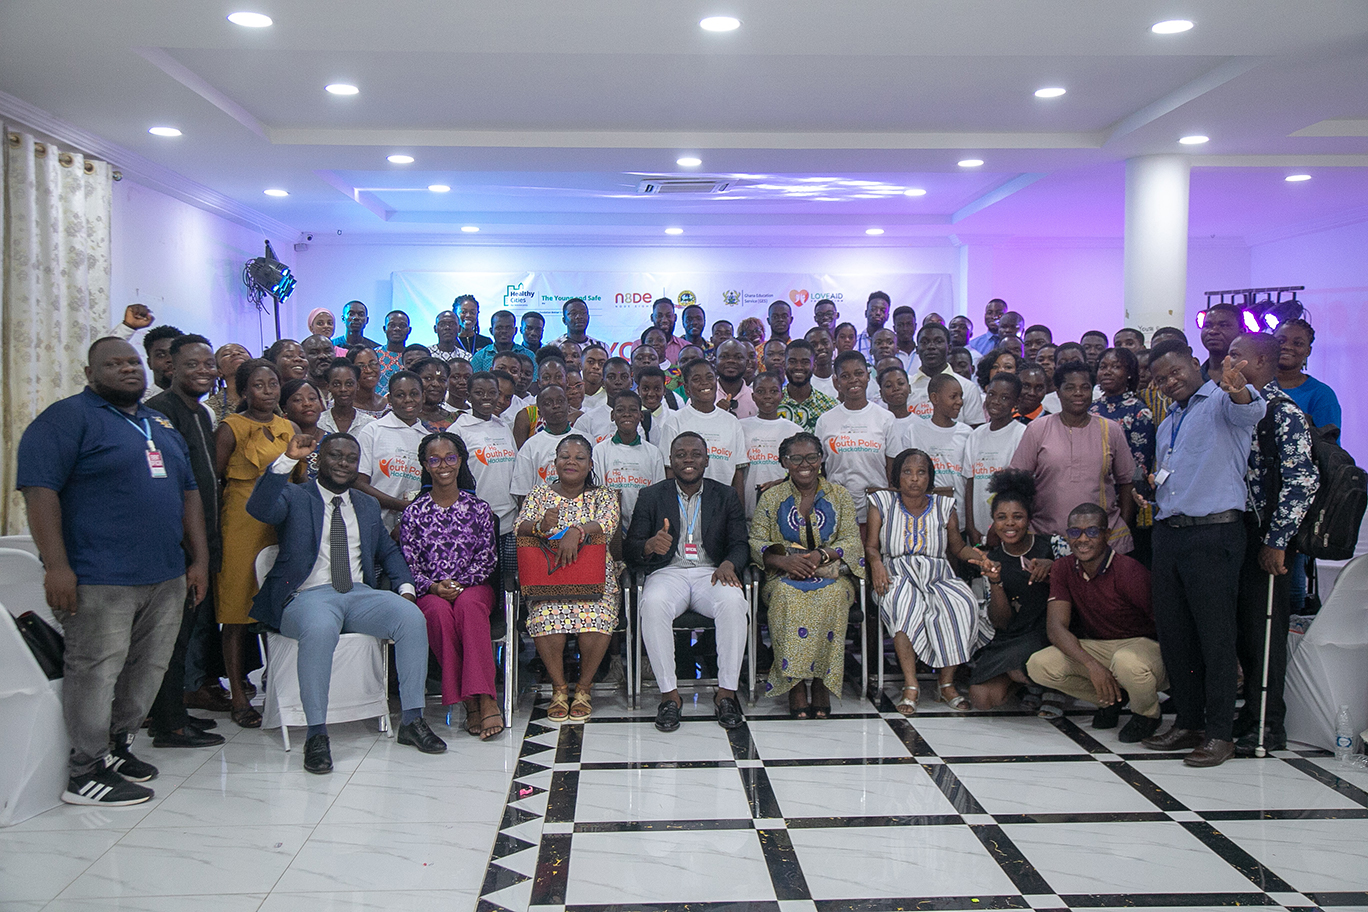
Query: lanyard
[[677, 490, 700, 543], [119, 414, 157, 452], [1167, 405, 1189, 454]]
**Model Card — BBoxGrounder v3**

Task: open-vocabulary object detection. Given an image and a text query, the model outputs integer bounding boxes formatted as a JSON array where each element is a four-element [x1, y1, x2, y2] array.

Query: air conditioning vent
[[636, 178, 733, 194]]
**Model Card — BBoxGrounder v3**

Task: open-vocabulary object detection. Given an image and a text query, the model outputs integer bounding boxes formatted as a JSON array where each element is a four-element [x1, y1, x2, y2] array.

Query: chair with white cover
[[0, 535, 41, 560], [1285, 553, 1368, 751], [253, 546, 391, 750], [0, 548, 70, 826]]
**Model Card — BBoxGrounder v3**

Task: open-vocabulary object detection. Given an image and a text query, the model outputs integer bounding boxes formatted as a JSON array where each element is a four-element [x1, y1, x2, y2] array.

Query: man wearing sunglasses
[[1026, 503, 1168, 744]]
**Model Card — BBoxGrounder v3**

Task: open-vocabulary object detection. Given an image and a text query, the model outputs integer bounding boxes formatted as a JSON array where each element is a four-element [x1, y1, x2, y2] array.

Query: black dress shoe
[[1093, 702, 1123, 730], [183, 685, 232, 713], [397, 718, 448, 754], [152, 727, 226, 748], [1118, 713, 1162, 743], [1234, 727, 1287, 757], [715, 696, 744, 730], [186, 716, 217, 731], [1185, 738, 1235, 767], [655, 700, 681, 733], [1141, 726, 1205, 752], [303, 734, 332, 774]]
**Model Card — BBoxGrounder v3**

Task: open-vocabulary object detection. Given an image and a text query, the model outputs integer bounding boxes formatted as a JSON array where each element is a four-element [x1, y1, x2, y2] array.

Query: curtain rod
[[6, 132, 122, 180]]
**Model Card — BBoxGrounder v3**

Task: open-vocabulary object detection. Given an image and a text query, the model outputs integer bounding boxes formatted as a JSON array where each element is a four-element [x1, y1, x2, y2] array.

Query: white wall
[[110, 180, 294, 356]]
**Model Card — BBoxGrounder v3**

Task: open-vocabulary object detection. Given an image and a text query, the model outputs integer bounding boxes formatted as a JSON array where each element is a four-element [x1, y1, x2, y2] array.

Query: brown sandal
[[569, 690, 592, 721], [480, 711, 506, 740], [547, 687, 571, 722], [231, 705, 262, 728]]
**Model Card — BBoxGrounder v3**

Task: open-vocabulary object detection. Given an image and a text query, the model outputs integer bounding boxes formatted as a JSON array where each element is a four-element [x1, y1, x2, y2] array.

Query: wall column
[[1123, 155, 1190, 337]]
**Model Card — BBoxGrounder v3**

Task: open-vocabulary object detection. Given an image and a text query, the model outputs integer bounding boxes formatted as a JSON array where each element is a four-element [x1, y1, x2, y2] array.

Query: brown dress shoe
[[1141, 726, 1205, 752], [183, 685, 232, 713], [1184, 739, 1235, 768]]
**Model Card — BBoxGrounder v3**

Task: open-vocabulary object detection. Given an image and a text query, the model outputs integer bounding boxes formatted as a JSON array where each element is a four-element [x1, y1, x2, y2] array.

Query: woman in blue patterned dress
[[865, 448, 992, 715], [1092, 347, 1155, 563], [751, 433, 865, 717]]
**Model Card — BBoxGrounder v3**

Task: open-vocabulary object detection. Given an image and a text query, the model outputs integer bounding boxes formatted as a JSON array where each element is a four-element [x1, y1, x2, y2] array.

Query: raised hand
[[285, 433, 317, 461], [646, 518, 673, 556], [1220, 355, 1250, 393], [122, 303, 154, 329]]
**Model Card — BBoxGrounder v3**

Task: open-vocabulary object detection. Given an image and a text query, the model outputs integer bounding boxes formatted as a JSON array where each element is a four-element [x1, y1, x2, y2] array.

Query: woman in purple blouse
[[398, 431, 503, 739]]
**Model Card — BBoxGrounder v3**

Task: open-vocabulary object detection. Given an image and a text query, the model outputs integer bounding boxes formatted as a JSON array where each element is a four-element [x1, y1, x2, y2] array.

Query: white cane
[[1255, 571, 1275, 759]]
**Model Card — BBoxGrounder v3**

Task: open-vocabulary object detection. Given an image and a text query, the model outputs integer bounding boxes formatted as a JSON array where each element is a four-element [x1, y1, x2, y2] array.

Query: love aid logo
[[789, 289, 810, 307]]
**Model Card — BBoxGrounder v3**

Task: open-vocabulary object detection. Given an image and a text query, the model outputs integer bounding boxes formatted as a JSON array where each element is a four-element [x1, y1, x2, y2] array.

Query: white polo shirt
[[658, 403, 749, 488]]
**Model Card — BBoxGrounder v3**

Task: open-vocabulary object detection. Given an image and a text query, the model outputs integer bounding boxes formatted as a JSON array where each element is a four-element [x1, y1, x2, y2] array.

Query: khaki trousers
[[1026, 637, 1169, 718]]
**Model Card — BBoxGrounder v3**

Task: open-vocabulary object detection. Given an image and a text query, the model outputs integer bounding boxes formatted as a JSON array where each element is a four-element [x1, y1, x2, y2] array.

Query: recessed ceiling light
[[264, 188, 289, 197], [387, 154, 415, 164], [227, 11, 273, 27], [676, 156, 702, 167], [904, 188, 927, 197], [1178, 134, 1209, 145], [1151, 19, 1194, 34], [865, 228, 885, 236], [958, 159, 984, 168], [428, 184, 451, 192], [1285, 174, 1312, 182], [148, 126, 181, 137], [460, 225, 479, 233], [665, 227, 684, 235], [700, 16, 740, 31], [325, 83, 359, 96], [1034, 87, 1067, 98]]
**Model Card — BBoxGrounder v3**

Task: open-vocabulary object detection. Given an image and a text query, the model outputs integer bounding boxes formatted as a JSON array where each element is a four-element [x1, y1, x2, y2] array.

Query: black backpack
[[1259, 401, 1367, 560]]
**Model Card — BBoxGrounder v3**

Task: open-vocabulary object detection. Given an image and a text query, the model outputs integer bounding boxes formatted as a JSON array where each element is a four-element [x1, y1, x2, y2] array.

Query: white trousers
[[640, 565, 749, 692]]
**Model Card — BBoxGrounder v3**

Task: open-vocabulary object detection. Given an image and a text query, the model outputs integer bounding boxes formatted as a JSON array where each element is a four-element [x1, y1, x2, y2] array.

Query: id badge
[[683, 543, 700, 561], [1154, 468, 1171, 487], [147, 450, 167, 479]]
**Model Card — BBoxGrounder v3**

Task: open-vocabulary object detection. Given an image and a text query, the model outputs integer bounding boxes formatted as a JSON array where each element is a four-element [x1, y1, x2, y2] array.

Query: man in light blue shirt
[[1141, 339, 1264, 768], [471, 310, 535, 376], [968, 298, 1008, 356]]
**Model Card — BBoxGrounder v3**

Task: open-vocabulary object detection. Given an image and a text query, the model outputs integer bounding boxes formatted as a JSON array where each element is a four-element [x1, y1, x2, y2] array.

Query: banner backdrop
[[391, 271, 954, 357]]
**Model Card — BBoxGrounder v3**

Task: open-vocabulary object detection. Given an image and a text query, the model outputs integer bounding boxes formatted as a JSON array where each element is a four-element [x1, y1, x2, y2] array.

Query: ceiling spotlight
[[428, 184, 451, 193], [325, 83, 359, 96], [263, 188, 289, 197], [460, 226, 479, 233], [148, 126, 182, 137], [1178, 135, 1209, 145], [958, 159, 985, 168], [700, 16, 740, 31], [387, 154, 415, 164], [227, 11, 273, 27], [904, 188, 927, 197], [665, 227, 685, 235], [865, 228, 885, 236], [1285, 174, 1312, 182], [676, 156, 702, 167], [1034, 87, 1067, 98], [1151, 19, 1194, 34]]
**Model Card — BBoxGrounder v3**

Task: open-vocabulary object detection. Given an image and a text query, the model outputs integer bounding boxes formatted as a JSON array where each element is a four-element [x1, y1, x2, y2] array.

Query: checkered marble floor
[[477, 690, 1368, 912]]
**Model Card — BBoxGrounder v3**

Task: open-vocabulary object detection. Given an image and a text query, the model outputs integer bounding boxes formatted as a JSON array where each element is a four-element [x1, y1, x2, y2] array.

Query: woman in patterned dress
[[751, 433, 865, 717], [399, 432, 503, 739], [865, 448, 992, 715], [515, 434, 621, 722], [1091, 347, 1155, 563]]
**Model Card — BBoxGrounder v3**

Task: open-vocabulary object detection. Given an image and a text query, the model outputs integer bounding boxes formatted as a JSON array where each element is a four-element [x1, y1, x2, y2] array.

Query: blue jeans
[[278, 585, 429, 726]]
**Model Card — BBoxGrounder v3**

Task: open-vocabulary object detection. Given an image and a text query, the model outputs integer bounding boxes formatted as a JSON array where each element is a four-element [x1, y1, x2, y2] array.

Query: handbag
[[14, 611, 64, 680], [518, 533, 608, 601]]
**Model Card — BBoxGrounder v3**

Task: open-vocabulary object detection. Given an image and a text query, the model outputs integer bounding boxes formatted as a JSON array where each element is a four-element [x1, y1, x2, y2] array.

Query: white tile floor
[[4, 687, 1368, 912]]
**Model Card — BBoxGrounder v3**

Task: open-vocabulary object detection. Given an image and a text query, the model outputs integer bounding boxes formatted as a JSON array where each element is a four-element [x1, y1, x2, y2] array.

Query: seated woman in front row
[[866, 448, 990, 715], [967, 468, 1058, 712], [750, 432, 865, 719]]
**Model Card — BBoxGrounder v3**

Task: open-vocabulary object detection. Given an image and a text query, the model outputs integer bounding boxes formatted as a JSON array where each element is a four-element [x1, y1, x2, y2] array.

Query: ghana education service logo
[[722, 289, 741, 306]]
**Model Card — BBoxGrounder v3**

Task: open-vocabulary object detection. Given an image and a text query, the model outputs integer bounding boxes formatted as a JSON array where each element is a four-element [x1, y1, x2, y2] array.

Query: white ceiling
[[2, 0, 1366, 244]]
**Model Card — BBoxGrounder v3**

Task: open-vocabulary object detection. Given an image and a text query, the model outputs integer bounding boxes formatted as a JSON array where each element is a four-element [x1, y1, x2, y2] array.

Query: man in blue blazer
[[625, 432, 750, 733], [247, 432, 446, 773]]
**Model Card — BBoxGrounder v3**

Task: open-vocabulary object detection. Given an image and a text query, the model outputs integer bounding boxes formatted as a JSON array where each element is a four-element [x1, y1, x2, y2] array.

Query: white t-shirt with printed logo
[[894, 416, 973, 531], [452, 412, 519, 530], [813, 402, 895, 523], [907, 366, 985, 427], [572, 404, 615, 445], [592, 437, 665, 530], [961, 420, 1028, 542], [658, 403, 749, 488], [511, 428, 574, 498], [354, 412, 427, 530], [739, 415, 802, 519]]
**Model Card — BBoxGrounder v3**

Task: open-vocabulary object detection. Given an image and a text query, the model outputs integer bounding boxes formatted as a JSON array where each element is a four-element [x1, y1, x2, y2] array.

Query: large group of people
[[16, 288, 1343, 806]]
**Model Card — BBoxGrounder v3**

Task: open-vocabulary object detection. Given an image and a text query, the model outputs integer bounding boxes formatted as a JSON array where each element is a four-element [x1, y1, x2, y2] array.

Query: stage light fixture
[[243, 240, 297, 340]]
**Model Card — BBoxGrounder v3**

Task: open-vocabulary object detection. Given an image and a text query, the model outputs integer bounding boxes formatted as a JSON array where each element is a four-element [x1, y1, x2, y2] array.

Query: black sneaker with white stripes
[[106, 733, 158, 782], [62, 766, 154, 806]]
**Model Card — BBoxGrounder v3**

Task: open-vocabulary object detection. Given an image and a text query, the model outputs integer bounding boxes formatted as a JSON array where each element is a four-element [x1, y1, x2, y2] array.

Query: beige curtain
[[1, 131, 113, 533]]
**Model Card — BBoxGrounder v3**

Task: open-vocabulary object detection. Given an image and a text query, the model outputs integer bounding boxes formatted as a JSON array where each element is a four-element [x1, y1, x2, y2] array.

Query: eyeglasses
[[1065, 525, 1105, 540], [425, 454, 462, 468], [784, 453, 822, 466]]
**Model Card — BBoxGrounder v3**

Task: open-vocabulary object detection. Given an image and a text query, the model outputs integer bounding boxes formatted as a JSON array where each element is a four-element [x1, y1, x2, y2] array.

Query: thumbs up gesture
[[646, 517, 674, 556]]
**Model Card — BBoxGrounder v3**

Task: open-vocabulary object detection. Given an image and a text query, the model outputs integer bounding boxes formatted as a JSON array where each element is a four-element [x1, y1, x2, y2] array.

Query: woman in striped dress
[[865, 448, 992, 715]]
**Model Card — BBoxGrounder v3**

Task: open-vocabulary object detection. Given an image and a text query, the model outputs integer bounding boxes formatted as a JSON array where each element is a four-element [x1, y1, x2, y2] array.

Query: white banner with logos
[[391, 270, 953, 356]]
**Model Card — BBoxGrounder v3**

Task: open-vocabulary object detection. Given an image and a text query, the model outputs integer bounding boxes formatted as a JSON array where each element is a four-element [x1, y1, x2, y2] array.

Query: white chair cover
[[1285, 553, 1368, 751]]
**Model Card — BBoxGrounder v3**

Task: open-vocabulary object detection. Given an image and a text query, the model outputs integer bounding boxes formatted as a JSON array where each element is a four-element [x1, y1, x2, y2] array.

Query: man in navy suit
[[247, 432, 446, 773]]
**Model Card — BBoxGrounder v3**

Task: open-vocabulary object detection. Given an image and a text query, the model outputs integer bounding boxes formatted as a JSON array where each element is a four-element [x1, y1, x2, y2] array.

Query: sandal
[[569, 690, 592, 722], [938, 683, 970, 713], [465, 706, 485, 737], [788, 688, 811, 720], [479, 711, 506, 741], [1037, 690, 1066, 719], [1019, 685, 1044, 714], [230, 705, 262, 728], [547, 687, 570, 722], [897, 684, 920, 716]]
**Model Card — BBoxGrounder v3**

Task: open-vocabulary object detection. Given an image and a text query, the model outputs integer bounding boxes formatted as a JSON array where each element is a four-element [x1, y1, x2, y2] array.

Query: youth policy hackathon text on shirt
[[814, 403, 895, 523], [658, 403, 749, 487], [452, 412, 519, 530]]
